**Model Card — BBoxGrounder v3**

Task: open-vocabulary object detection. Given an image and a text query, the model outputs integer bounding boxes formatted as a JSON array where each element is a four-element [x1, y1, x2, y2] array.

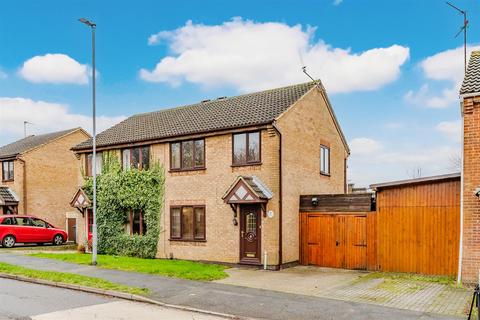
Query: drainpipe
[[457, 103, 465, 285], [272, 121, 283, 269], [17, 157, 27, 214]]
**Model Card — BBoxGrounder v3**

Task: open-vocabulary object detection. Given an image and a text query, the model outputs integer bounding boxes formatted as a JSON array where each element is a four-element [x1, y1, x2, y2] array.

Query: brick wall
[[10, 130, 90, 235], [276, 87, 348, 263], [461, 96, 480, 283]]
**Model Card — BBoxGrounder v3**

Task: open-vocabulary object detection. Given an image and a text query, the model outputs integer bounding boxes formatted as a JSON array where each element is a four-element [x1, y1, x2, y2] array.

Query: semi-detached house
[[72, 81, 349, 268]]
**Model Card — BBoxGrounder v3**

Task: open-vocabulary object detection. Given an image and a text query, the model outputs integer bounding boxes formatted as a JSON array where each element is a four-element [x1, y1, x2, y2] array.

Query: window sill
[[2, 179, 14, 183], [169, 167, 206, 173], [169, 238, 206, 242], [231, 162, 262, 168], [320, 172, 331, 177]]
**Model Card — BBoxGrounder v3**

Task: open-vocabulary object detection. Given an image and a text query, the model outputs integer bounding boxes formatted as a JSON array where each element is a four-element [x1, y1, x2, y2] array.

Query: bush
[[83, 154, 165, 258]]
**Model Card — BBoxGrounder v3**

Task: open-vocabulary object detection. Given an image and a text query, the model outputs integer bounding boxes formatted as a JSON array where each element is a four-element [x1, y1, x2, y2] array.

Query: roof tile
[[73, 82, 316, 150]]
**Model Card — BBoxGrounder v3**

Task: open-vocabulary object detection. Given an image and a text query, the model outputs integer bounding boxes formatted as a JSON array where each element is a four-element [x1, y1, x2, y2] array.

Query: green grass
[[0, 262, 147, 295], [8, 243, 78, 251], [29, 253, 229, 281]]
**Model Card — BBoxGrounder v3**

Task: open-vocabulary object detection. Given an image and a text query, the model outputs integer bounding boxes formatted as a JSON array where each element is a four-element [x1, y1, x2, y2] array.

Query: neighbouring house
[[459, 51, 480, 283], [71, 81, 350, 268], [0, 128, 91, 243]]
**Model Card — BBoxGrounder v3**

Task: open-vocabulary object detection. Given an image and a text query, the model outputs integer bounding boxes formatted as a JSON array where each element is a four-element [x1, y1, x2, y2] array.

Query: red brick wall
[[461, 96, 480, 283]]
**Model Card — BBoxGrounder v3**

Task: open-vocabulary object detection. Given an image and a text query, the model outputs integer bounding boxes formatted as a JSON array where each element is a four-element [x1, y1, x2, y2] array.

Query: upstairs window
[[122, 146, 150, 170], [232, 132, 261, 166], [86, 153, 102, 176], [2, 161, 14, 181], [170, 139, 205, 171], [170, 206, 205, 241], [320, 145, 330, 175]]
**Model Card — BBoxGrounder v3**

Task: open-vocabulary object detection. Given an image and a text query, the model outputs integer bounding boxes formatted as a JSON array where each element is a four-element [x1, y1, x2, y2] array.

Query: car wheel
[[53, 235, 64, 246], [2, 235, 16, 248]]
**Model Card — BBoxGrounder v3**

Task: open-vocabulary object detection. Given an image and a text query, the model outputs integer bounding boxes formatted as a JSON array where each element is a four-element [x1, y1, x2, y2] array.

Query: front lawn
[[0, 262, 147, 295], [29, 253, 228, 281]]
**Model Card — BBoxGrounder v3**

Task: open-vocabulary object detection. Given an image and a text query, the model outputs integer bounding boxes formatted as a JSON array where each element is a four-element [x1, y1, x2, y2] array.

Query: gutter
[[271, 121, 283, 269]]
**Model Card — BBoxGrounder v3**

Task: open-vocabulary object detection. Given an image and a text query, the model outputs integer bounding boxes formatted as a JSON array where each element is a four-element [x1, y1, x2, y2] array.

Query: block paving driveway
[[216, 266, 471, 317]]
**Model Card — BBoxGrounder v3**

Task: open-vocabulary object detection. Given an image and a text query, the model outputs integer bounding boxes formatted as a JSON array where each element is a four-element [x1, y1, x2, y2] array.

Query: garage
[[299, 173, 461, 276], [299, 194, 375, 271]]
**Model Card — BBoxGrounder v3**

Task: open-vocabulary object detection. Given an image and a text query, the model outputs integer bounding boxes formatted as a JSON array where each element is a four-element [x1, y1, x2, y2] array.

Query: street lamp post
[[79, 18, 98, 266]]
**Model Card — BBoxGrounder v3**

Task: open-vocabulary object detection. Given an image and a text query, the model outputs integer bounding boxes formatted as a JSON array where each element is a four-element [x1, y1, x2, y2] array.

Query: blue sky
[[0, 0, 476, 186]]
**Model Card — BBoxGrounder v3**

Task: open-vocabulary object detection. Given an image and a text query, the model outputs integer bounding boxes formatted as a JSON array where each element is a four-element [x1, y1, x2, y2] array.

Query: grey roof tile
[[73, 82, 316, 150], [0, 187, 19, 204], [460, 51, 480, 95], [0, 128, 80, 159]]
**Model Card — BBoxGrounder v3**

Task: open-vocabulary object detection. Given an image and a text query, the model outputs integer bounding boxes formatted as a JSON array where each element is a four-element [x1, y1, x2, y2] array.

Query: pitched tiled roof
[[0, 128, 81, 159], [0, 187, 19, 205], [73, 82, 317, 150], [460, 51, 480, 95]]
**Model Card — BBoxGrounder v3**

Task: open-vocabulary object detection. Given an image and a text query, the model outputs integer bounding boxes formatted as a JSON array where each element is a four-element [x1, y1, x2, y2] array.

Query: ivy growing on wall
[[83, 153, 165, 258]]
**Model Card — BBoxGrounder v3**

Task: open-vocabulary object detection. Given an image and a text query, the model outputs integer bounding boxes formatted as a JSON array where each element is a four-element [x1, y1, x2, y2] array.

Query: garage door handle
[[336, 240, 339, 246]]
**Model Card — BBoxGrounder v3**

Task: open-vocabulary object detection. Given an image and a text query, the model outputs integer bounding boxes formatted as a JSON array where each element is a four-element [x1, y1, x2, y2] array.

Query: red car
[[0, 215, 67, 248]]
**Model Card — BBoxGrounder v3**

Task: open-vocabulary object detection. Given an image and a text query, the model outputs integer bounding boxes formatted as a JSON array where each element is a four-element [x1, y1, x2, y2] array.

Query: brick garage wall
[[276, 87, 348, 263], [154, 130, 281, 265], [21, 130, 90, 231], [461, 96, 480, 283]]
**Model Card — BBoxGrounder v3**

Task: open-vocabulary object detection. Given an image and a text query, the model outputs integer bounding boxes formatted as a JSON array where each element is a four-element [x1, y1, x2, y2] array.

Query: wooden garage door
[[303, 214, 367, 270]]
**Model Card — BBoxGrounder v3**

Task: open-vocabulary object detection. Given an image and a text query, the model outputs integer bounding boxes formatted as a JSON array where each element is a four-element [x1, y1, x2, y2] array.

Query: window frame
[[129, 209, 146, 236], [169, 205, 206, 241], [85, 152, 103, 177], [169, 138, 206, 172], [121, 146, 150, 171], [2, 160, 14, 182], [320, 144, 331, 176], [231, 131, 262, 166]]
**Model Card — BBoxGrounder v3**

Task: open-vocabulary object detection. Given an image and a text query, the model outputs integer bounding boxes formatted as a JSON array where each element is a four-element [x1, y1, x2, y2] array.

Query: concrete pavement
[[0, 252, 463, 320], [0, 278, 225, 320]]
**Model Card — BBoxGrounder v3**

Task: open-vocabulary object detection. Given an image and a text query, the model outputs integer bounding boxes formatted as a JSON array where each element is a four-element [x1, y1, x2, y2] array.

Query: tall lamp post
[[79, 18, 98, 266]]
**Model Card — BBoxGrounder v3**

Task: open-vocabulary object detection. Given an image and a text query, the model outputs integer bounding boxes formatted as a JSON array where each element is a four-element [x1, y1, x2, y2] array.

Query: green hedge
[[84, 153, 164, 258]]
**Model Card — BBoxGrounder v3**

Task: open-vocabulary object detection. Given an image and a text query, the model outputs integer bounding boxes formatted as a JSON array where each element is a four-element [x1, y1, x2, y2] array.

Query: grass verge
[[0, 262, 147, 295], [8, 243, 78, 251], [29, 253, 228, 281]]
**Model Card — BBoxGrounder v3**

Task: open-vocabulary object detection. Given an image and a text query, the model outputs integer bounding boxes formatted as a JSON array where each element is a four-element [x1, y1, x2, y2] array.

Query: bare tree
[[449, 153, 462, 172], [407, 166, 423, 179]]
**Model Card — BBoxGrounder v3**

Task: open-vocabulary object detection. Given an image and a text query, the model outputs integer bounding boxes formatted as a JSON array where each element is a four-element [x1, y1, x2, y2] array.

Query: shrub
[[83, 154, 165, 258]]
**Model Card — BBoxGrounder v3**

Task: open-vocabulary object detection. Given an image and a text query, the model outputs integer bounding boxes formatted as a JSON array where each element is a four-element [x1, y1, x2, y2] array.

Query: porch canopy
[[223, 176, 273, 216], [0, 187, 19, 215], [70, 187, 91, 212]]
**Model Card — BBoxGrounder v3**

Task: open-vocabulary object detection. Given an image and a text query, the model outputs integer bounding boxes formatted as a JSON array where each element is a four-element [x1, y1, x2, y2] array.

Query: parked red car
[[0, 215, 67, 248]]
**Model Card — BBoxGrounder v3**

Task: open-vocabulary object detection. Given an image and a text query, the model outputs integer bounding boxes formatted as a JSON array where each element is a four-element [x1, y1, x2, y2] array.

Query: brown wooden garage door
[[301, 213, 368, 270]]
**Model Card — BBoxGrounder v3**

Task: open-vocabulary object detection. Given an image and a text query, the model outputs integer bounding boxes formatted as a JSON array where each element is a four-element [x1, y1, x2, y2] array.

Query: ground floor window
[[2, 205, 17, 215], [129, 210, 146, 235], [170, 205, 205, 241]]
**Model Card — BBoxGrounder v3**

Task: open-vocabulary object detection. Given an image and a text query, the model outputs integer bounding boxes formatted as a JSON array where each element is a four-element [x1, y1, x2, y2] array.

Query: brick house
[[72, 81, 349, 267], [459, 51, 480, 283], [0, 128, 90, 242]]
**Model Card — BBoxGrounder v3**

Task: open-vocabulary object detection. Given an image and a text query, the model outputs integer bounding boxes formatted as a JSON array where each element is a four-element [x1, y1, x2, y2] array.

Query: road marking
[[31, 300, 224, 320]]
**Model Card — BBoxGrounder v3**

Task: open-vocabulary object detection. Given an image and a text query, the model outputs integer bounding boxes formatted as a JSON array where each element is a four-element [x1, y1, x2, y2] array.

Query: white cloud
[[0, 97, 125, 144], [141, 18, 409, 93], [405, 45, 480, 108], [0, 68, 6, 79], [436, 120, 461, 142], [333, 0, 343, 5], [18, 54, 90, 84], [349, 137, 382, 156]]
